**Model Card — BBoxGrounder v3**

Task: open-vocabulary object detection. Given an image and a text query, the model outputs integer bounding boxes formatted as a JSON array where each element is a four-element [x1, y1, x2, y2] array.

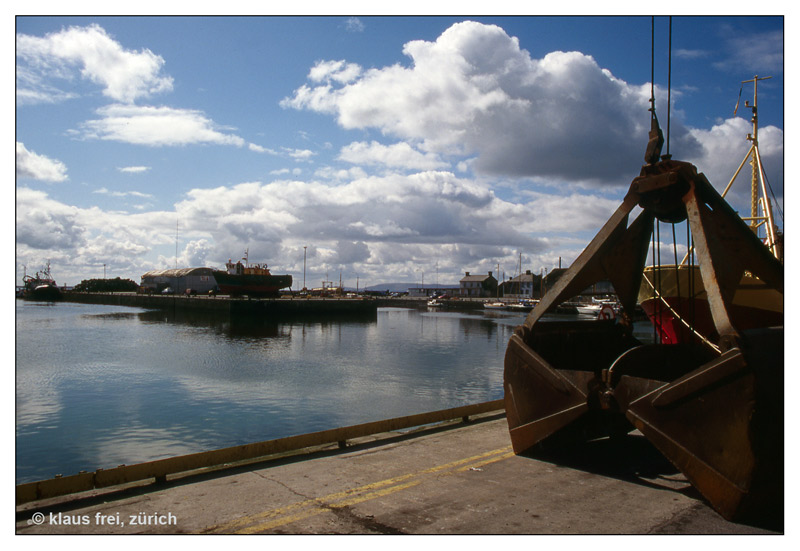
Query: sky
[[13, 12, 787, 289]]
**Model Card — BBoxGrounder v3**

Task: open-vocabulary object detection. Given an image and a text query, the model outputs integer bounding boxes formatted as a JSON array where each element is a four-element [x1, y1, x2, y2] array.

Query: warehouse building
[[140, 267, 217, 294]]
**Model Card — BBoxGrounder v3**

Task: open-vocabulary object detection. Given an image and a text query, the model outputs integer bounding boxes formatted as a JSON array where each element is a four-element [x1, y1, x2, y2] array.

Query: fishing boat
[[21, 261, 62, 301], [637, 76, 783, 345], [507, 299, 538, 312], [212, 250, 292, 298], [483, 301, 507, 310]]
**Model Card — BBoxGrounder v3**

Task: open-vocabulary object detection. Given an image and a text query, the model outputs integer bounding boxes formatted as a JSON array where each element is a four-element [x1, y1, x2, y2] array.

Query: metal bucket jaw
[[503, 158, 783, 523]]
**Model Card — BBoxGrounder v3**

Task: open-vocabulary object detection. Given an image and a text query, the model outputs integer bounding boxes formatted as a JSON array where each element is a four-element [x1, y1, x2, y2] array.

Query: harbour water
[[16, 299, 653, 484]]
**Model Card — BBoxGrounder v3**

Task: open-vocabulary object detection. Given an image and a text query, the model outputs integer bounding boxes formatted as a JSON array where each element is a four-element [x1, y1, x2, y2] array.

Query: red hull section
[[640, 296, 783, 344]]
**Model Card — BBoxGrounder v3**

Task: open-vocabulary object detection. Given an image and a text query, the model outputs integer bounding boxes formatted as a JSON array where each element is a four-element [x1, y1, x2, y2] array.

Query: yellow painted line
[[212, 446, 512, 533], [454, 451, 516, 473], [236, 479, 426, 534], [208, 445, 513, 534], [213, 473, 423, 534]]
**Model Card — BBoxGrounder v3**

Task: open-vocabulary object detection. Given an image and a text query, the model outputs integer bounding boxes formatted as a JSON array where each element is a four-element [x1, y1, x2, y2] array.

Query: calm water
[[17, 300, 656, 483], [16, 300, 533, 483]]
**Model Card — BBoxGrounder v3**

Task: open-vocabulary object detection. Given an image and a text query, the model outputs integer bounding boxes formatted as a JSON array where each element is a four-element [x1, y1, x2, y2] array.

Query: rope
[[667, 16, 672, 156], [650, 16, 656, 117], [672, 223, 680, 311], [652, 219, 658, 343], [641, 271, 721, 353]]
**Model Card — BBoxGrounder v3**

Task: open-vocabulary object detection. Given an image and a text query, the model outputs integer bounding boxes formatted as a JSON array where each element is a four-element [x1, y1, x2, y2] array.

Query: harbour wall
[[61, 292, 380, 318], [59, 292, 491, 316]]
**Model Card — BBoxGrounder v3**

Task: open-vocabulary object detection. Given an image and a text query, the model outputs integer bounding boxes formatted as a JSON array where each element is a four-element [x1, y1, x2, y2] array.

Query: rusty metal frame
[[521, 159, 782, 347], [504, 157, 783, 523]]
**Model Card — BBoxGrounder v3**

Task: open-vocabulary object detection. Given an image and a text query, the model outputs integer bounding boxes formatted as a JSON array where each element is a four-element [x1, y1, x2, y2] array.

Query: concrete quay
[[15, 413, 780, 535], [60, 291, 381, 318], [56, 292, 495, 319]]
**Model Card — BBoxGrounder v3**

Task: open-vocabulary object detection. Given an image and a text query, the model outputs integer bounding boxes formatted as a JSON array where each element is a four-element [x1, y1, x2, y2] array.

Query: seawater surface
[[16, 300, 527, 483]]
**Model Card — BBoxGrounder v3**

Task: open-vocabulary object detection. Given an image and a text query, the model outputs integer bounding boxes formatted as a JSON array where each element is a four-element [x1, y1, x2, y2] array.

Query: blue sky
[[14, 13, 786, 288]]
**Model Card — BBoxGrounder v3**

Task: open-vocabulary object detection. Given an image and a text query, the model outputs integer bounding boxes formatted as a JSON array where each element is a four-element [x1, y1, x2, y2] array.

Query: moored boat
[[638, 76, 783, 345], [21, 261, 62, 301], [507, 299, 537, 312], [574, 303, 602, 316], [212, 250, 292, 298]]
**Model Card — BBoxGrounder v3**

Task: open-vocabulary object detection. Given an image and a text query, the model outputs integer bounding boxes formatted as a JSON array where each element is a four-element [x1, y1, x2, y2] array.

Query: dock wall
[[59, 292, 490, 315], [61, 292, 380, 317]]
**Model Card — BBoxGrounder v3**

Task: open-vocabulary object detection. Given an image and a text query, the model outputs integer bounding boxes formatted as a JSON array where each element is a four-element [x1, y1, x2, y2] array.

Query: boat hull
[[638, 265, 782, 344], [212, 272, 292, 298], [23, 285, 62, 301]]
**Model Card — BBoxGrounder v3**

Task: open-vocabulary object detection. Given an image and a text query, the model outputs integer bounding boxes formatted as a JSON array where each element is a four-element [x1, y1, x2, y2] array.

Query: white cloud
[[283, 147, 316, 161], [15, 164, 628, 287], [338, 141, 448, 171], [168, 170, 598, 279], [16, 188, 87, 250], [183, 239, 214, 267], [16, 23, 173, 104], [16, 186, 179, 284], [674, 48, 709, 60], [280, 83, 339, 114], [283, 20, 783, 198], [78, 104, 246, 147], [308, 60, 362, 84], [344, 18, 365, 33], [715, 28, 783, 75], [684, 116, 784, 213], [249, 143, 279, 155], [313, 166, 368, 182], [118, 166, 150, 173], [15, 20, 783, 290], [93, 187, 154, 199], [283, 21, 656, 186], [15, 64, 78, 105], [16, 142, 68, 182]]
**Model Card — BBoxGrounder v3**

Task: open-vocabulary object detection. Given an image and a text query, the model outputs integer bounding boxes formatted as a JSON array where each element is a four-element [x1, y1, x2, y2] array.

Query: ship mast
[[725, 75, 780, 258]]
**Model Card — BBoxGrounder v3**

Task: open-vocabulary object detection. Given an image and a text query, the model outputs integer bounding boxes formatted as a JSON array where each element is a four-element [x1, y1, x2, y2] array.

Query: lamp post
[[303, 246, 307, 291]]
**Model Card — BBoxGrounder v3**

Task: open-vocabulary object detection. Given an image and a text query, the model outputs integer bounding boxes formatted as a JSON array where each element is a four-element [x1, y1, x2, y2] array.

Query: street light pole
[[303, 246, 307, 290]]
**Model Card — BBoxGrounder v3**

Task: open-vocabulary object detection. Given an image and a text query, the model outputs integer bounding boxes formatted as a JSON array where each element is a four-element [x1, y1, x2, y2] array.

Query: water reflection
[[16, 302, 513, 483]]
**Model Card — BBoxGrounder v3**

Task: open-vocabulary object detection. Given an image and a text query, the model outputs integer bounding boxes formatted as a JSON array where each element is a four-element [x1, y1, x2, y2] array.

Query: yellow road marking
[[208, 445, 514, 534]]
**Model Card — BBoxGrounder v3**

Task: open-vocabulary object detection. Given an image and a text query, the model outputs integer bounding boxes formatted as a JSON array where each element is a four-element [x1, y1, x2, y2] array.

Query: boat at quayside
[[637, 75, 783, 345], [507, 299, 538, 312], [212, 250, 292, 298], [21, 261, 62, 301]]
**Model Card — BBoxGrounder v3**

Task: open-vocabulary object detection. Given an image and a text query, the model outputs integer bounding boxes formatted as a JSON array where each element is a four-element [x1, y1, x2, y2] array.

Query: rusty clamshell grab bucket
[[503, 157, 783, 524]]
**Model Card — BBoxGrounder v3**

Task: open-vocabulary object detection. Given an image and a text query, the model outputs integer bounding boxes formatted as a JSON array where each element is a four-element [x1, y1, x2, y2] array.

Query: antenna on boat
[[175, 218, 179, 269], [666, 16, 672, 158], [722, 75, 781, 260]]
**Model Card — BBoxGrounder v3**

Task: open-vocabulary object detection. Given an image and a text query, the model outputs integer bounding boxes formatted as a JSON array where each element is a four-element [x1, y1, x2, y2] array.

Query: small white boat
[[576, 305, 602, 315], [427, 299, 444, 307], [483, 301, 507, 310], [507, 300, 538, 312]]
